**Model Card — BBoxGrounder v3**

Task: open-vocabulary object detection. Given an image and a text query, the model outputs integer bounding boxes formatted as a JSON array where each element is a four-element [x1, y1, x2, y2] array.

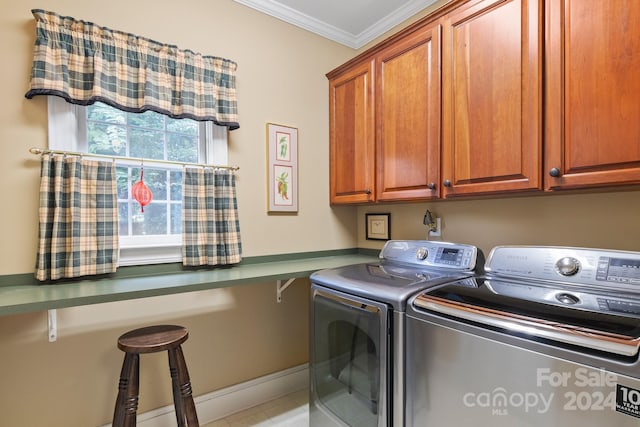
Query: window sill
[[0, 249, 379, 316], [118, 244, 182, 266]]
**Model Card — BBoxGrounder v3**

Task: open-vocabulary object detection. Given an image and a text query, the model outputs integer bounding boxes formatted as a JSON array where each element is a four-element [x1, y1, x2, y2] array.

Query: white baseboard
[[104, 363, 309, 427]]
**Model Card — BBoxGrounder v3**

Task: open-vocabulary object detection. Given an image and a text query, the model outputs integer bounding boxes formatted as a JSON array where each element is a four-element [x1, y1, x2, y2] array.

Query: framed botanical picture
[[366, 213, 391, 240], [267, 123, 298, 213]]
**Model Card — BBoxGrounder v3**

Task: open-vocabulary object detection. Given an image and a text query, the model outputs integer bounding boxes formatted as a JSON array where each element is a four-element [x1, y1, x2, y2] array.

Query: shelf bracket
[[48, 309, 57, 342], [276, 278, 297, 303]]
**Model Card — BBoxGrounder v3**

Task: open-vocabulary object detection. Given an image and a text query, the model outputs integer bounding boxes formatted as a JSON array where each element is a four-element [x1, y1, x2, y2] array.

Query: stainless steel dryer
[[406, 245, 640, 426], [309, 240, 480, 427]]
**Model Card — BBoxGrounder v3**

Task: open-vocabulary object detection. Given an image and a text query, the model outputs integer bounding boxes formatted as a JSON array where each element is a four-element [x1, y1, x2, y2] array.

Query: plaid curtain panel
[[35, 154, 119, 281], [182, 168, 242, 267], [24, 9, 239, 130]]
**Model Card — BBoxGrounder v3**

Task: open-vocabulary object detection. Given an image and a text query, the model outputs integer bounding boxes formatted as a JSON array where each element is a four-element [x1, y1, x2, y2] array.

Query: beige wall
[[0, 1, 356, 425], [358, 190, 640, 256]]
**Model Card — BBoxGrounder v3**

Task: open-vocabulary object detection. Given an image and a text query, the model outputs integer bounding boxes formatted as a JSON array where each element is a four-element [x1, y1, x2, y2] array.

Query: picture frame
[[366, 213, 391, 240], [267, 123, 298, 213]]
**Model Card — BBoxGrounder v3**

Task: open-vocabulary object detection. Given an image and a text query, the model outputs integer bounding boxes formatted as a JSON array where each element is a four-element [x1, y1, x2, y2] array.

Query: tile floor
[[203, 388, 309, 427]]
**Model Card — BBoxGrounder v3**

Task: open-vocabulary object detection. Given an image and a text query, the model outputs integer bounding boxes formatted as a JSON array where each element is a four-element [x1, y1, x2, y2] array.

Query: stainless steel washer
[[406, 245, 640, 426], [310, 240, 480, 427]]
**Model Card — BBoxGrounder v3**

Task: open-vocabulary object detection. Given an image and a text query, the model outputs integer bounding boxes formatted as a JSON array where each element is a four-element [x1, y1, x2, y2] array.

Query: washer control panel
[[486, 246, 640, 293], [380, 240, 477, 271]]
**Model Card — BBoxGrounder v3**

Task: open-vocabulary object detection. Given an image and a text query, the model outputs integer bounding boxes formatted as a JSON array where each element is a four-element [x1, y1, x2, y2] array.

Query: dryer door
[[310, 285, 390, 427]]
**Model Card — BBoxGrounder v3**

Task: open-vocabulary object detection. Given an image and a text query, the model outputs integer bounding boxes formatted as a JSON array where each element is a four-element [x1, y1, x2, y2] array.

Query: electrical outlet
[[429, 217, 441, 237]]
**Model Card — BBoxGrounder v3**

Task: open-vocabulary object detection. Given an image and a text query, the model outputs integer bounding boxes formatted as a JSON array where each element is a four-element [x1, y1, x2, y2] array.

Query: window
[[47, 97, 228, 265]]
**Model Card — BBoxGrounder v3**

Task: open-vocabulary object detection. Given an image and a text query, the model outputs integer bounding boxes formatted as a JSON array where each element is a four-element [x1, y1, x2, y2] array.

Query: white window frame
[[46, 97, 229, 266]]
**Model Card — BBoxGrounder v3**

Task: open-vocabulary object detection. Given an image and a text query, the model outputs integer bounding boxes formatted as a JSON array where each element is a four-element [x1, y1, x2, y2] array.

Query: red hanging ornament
[[132, 169, 153, 212]]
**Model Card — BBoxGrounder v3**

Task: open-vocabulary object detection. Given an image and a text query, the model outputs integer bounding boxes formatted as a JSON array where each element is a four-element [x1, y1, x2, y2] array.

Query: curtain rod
[[29, 147, 239, 171]]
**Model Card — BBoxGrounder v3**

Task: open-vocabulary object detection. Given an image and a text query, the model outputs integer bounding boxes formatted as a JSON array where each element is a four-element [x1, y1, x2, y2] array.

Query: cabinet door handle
[[427, 182, 436, 190], [443, 179, 452, 187], [365, 188, 372, 195], [549, 167, 561, 178]]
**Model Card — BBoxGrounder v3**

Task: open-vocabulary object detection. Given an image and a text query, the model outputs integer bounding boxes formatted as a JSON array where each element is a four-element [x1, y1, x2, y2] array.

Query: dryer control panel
[[380, 240, 478, 271]]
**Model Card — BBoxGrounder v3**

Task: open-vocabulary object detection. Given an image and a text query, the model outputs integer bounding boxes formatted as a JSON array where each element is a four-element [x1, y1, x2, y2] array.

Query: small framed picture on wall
[[366, 213, 391, 240]]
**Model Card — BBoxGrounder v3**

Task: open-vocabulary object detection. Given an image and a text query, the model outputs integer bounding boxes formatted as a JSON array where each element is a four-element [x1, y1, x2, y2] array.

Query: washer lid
[[413, 277, 640, 357]]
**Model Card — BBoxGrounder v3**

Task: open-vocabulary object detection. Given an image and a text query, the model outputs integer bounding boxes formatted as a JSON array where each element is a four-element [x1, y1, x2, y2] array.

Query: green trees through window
[[86, 103, 201, 237]]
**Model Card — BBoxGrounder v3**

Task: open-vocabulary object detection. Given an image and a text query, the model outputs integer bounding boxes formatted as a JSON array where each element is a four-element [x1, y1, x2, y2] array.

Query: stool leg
[[113, 353, 139, 427], [169, 346, 199, 427]]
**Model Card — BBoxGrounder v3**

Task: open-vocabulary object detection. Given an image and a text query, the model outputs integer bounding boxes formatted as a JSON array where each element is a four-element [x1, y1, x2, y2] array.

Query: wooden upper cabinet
[[441, 0, 542, 197], [376, 23, 442, 201], [545, 1, 640, 190], [329, 60, 375, 204]]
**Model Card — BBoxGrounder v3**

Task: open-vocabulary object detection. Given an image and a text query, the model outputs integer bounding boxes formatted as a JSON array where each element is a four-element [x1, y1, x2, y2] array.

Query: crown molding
[[233, 0, 439, 49], [233, 0, 359, 48], [356, 0, 440, 48]]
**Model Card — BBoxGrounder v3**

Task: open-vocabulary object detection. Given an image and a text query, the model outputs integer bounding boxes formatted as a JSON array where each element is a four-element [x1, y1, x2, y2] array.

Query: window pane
[[88, 122, 127, 155], [166, 118, 198, 135], [87, 103, 126, 124], [132, 203, 167, 235], [116, 166, 130, 199], [170, 170, 183, 201], [128, 110, 164, 130], [171, 203, 182, 234], [168, 133, 198, 162], [129, 129, 165, 159], [131, 210, 145, 235], [118, 203, 130, 236]]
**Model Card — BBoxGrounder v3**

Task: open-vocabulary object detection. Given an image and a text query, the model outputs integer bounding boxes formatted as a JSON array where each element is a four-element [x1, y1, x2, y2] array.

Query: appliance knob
[[556, 293, 580, 305], [416, 247, 429, 261], [556, 257, 580, 276]]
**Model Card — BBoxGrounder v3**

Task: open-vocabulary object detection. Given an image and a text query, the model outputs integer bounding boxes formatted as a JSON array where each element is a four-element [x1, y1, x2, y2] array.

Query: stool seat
[[112, 324, 199, 427], [118, 324, 189, 353]]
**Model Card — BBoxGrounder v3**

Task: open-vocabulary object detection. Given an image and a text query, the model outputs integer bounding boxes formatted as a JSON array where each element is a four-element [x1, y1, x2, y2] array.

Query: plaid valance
[[25, 9, 239, 130]]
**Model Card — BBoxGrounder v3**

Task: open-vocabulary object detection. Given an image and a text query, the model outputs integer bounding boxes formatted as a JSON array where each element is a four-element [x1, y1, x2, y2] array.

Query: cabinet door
[[376, 24, 442, 201], [441, 0, 542, 197], [329, 60, 375, 204], [545, 1, 640, 190]]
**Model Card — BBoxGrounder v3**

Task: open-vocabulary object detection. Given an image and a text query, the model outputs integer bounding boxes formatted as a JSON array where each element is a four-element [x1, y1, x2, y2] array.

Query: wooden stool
[[112, 325, 199, 427]]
